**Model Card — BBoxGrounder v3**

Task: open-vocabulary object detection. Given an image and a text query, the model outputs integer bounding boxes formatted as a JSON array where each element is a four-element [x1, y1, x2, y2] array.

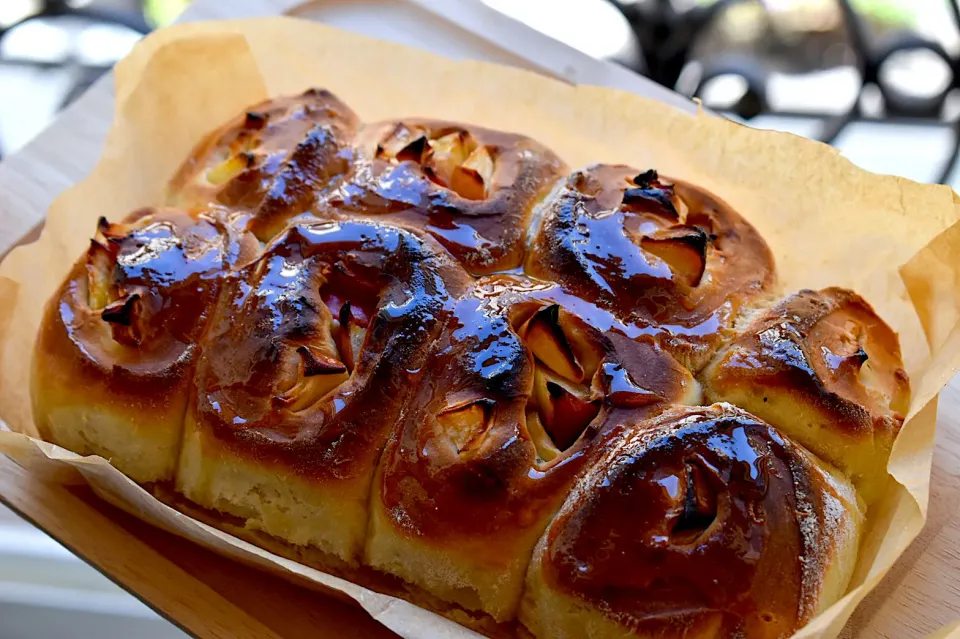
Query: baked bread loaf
[[32, 88, 909, 638]]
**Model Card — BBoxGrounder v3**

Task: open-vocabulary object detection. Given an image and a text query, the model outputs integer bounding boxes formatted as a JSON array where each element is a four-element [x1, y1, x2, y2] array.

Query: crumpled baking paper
[[3, 17, 960, 638]]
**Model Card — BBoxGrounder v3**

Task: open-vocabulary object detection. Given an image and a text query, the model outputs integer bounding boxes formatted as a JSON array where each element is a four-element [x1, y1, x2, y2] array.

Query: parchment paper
[[3, 17, 960, 638]]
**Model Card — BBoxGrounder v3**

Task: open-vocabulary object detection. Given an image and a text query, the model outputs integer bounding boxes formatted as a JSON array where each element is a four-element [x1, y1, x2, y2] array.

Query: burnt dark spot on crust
[[101, 292, 140, 326], [297, 344, 348, 377], [623, 186, 678, 218], [852, 347, 869, 367], [623, 170, 678, 218], [301, 87, 332, 99], [244, 111, 267, 130], [633, 169, 658, 187], [396, 136, 427, 163], [338, 300, 352, 331]]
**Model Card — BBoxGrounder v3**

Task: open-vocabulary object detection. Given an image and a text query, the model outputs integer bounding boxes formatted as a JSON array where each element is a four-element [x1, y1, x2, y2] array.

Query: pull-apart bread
[[33, 88, 908, 638]]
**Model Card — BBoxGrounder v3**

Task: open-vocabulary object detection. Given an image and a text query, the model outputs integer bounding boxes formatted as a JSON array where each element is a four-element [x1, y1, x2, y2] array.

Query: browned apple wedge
[[201, 124, 259, 187], [85, 238, 117, 310], [278, 343, 349, 412], [423, 130, 476, 189], [517, 304, 606, 385], [640, 227, 708, 287], [375, 122, 429, 161], [87, 217, 140, 307], [860, 356, 910, 416], [621, 169, 679, 218], [449, 146, 495, 201], [206, 151, 256, 186], [437, 399, 494, 453], [671, 461, 718, 544], [395, 137, 427, 163], [525, 410, 561, 464], [376, 125, 494, 200], [297, 343, 349, 377], [820, 313, 910, 417], [520, 304, 582, 382], [532, 367, 600, 451], [101, 292, 147, 347], [100, 292, 140, 326], [334, 301, 367, 373]]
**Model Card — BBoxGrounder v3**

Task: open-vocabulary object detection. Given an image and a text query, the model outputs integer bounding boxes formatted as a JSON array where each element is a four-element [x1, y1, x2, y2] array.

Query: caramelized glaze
[[525, 164, 776, 371], [539, 403, 850, 638], [702, 288, 909, 504], [325, 119, 567, 275]]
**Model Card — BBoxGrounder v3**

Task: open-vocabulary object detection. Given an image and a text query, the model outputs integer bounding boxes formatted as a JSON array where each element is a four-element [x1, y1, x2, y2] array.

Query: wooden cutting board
[[0, 454, 397, 639], [1, 1, 959, 637]]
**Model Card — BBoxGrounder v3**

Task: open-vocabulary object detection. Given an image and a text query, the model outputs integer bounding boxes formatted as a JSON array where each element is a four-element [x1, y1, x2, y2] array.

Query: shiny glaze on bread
[[326, 119, 568, 275]]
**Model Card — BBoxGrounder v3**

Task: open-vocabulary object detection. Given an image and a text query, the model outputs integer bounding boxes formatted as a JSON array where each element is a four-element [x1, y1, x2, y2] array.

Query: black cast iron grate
[[610, 0, 960, 184]]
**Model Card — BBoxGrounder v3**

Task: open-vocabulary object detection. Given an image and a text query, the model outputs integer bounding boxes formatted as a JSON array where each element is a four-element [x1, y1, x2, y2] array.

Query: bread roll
[[520, 403, 864, 639], [167, 88, 360, 241], [701, 288, 910, 503], [525, 165, 777, 371], [32, 207, 257, 483], [366, 275, 700, 621], [327, 119, 567, 275], [177, 218, 471, 562]]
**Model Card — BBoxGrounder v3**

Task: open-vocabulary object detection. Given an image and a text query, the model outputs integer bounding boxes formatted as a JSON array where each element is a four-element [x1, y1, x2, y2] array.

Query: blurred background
[[3, 0, 960, 183], [0, 0, 956, 637]]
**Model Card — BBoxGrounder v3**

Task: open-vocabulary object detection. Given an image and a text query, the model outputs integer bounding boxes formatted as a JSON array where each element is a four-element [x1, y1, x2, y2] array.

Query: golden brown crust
[[712, 288, 908, 426], [167, 88, 360, 242], [149, 483, 520, 639], [40, 206, 253, 393], [525, 165, 777, 371], [324, 119, 568, 275], [523, 403, 862, 639], [701, 288, 909, 502], [178, 217, 474, 563]]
